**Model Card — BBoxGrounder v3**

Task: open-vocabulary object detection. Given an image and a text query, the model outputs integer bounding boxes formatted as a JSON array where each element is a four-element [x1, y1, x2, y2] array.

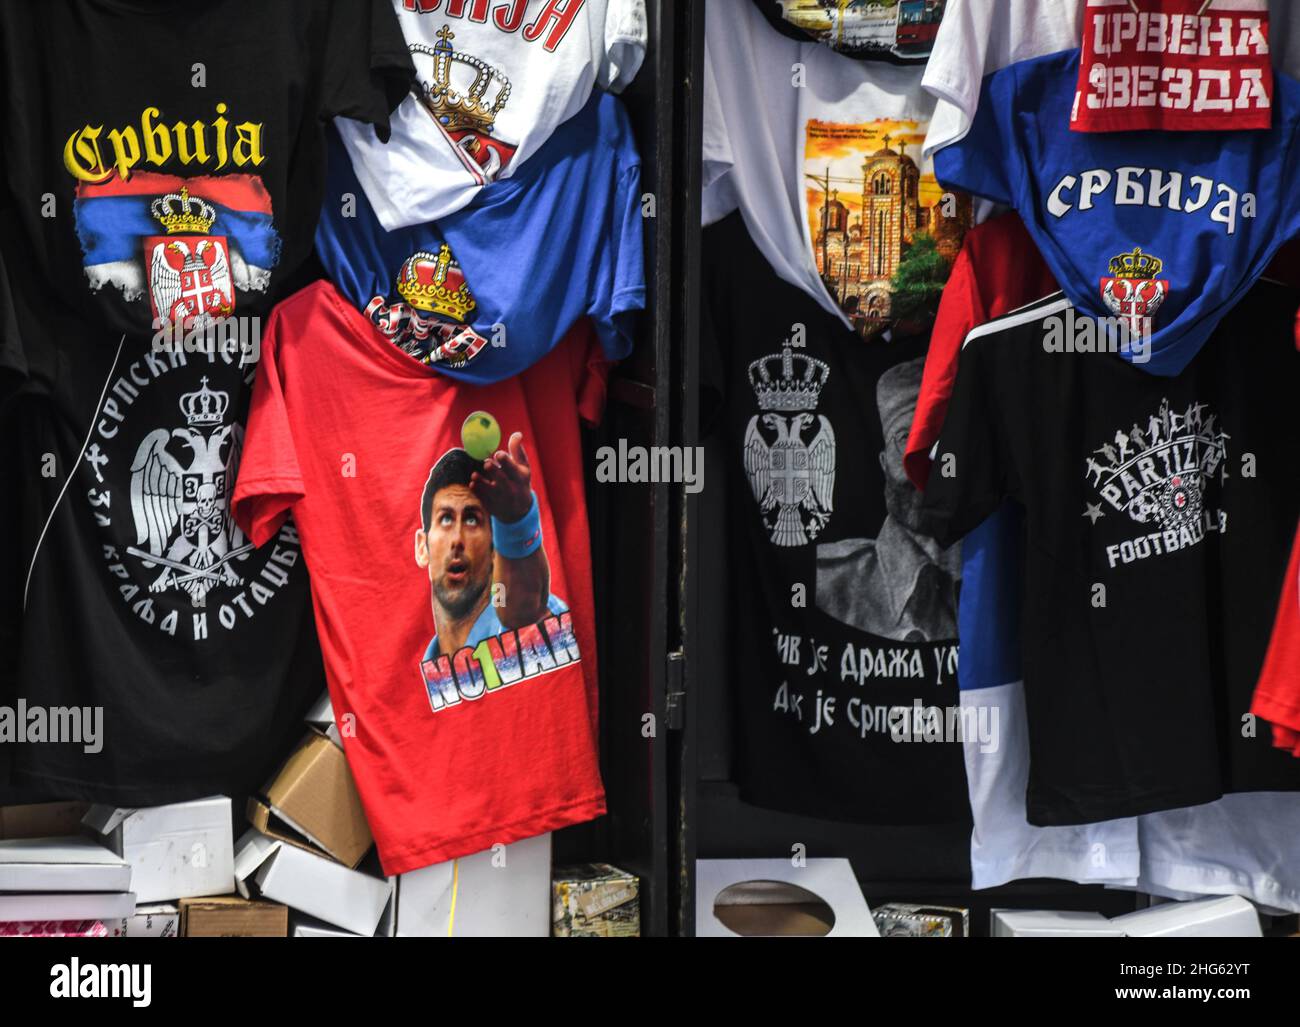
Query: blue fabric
[[956, 502, 1023, 693], [317, 91, 645, 384], [76, 197, 280, 269], [425, 593, 570, 657], [936, 49, 1300, 377], [492, 491, 542, 560]]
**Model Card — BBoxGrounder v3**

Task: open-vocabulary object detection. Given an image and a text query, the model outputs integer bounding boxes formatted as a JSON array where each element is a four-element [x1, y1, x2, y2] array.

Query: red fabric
[[1072, 0, 1273, 133], [904, 212, 1059, 491], [1251, 518, 1300, 756], [233, 280, 608, 874]]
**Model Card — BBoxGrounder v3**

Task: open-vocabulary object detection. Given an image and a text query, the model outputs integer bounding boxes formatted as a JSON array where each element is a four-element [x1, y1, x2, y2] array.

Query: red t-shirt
[[1072, 0, 1273, 133], [904, 212, 1059, 491], [233, 280, 609, 874], [1251, 518, 1300, 755]]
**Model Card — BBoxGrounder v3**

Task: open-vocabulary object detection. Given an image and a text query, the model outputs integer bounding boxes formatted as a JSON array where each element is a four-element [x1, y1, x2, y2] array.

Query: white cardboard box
[[291, 914, 361, 938], [992, 909, 1126, 937], [397, 832, 551, 937], [695, 858, 879, 938], [305, 690, 335, 729], [82, 797, 234, 904], [0, 892, 135, 922], [1111, 896, 1262, 938], [234, 828, 391, 937], [0, 836, 131, 892], [110, 903, 181, 938]]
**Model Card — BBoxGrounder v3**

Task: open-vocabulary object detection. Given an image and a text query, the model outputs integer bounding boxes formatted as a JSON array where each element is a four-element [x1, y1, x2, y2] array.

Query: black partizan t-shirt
[[703, 212, 969, 824], [0, 0, 412, 802], [923, 284, 1300, 826]]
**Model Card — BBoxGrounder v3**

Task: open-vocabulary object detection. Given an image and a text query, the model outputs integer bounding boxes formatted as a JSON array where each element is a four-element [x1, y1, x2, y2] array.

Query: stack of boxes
[[0, 694, 639, 937]]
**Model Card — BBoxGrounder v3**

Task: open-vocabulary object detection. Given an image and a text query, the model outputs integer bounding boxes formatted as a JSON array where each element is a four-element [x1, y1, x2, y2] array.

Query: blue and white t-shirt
[[317, 90, 644, 385], [935, 48, 1300, 376]]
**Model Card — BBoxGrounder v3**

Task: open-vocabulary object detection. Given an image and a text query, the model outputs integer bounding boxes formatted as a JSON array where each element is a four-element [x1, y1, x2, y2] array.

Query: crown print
[[749, 345, 831, 413], [396, 246, 476, 323], [411, 26, 512, 134], [150, 187, 217, 235], [1108, 246, 1163, 279], [180, 377, 230, 427]]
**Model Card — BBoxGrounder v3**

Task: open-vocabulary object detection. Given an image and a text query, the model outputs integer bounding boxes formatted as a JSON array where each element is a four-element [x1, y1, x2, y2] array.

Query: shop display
[[232, 289, 609, 873], [337, 0, 647, 227], [703, 211, 968, 823], [318, 91, 644, 383], [703, 0, 974, 328], [0, 0, 413, 804], [922, 280, 1300, 821], [2, 0, 1299, 951], [935, 48, 1300, 376]]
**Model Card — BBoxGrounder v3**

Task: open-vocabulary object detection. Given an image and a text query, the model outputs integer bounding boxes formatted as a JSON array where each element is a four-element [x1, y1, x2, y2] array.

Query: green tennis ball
[[461, 411, 501, 461]]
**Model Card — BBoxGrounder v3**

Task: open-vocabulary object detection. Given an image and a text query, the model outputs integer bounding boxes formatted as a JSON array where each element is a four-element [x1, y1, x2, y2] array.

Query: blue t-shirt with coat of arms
[[935, 48, 1300, 377]]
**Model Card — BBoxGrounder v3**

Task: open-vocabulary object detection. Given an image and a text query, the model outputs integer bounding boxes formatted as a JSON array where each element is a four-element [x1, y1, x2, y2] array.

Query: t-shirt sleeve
[[919, 339, 1012, 548], [599, 0, 648, 93], [232, 309, 306, 548], [700, 32, 738, 226], [904, 235, 982, 490], [566, 319, 613, 427], [588, 154, 645, 363], [932, 62, 1024, 208], [1250, 518, 1300, 742], [319, 0, 416, 143]]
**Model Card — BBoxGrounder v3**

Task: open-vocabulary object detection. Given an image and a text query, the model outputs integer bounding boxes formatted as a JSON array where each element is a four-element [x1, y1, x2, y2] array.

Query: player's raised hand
[[470, 431, 533, 524]]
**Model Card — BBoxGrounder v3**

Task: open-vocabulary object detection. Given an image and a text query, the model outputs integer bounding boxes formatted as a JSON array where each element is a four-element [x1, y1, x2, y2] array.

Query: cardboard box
[[180, 896, 287, 937], [0, 836, 131, 892], [1111, 896, 1263, 938], [234, 829, 391, 937], [553, 861, 639, 938], [82, 797, 234, 904], [248, 729, 372, 868], [0, 802, 91, 840], [0, 892, 135, 922], [398, 833, 551, 937], [109, 903, 180, 938], [695, 859, 878, 938], [992, 909, 1126, 937]]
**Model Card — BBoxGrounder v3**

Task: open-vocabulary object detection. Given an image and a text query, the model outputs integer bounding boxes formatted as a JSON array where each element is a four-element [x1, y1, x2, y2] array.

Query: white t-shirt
[[703, 0, 975, 334], [338, 0, 646, 230], [966, 680, 1300, 912], [922, 0, 1300, 159]]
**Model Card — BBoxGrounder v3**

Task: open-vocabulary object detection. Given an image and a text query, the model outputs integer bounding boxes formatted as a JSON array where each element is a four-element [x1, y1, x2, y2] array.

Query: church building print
[[805, 118, 971, 339]]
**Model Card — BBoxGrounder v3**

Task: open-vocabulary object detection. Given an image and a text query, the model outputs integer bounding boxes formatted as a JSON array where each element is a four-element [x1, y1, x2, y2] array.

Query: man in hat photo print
[[814, 356, 961, 643]]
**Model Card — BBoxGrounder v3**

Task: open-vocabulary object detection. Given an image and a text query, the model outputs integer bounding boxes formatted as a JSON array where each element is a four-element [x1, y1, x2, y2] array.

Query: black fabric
[[703, 211, 969, 825], [0, 0, 410, 802], [750, 0, 944, 63], [923, 282, 1300, 825]]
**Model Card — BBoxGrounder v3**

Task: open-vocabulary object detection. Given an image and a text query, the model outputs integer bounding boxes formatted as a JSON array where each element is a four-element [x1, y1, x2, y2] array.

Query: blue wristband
[[492, 491, 543, 559]]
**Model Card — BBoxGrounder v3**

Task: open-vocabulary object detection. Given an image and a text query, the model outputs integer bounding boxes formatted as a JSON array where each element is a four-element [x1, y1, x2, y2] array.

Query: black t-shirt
[[0, 0, 411, 803], [703, 211, 969, 825], [923, 284, 1300, 825], [0, 0, 412, 336]]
